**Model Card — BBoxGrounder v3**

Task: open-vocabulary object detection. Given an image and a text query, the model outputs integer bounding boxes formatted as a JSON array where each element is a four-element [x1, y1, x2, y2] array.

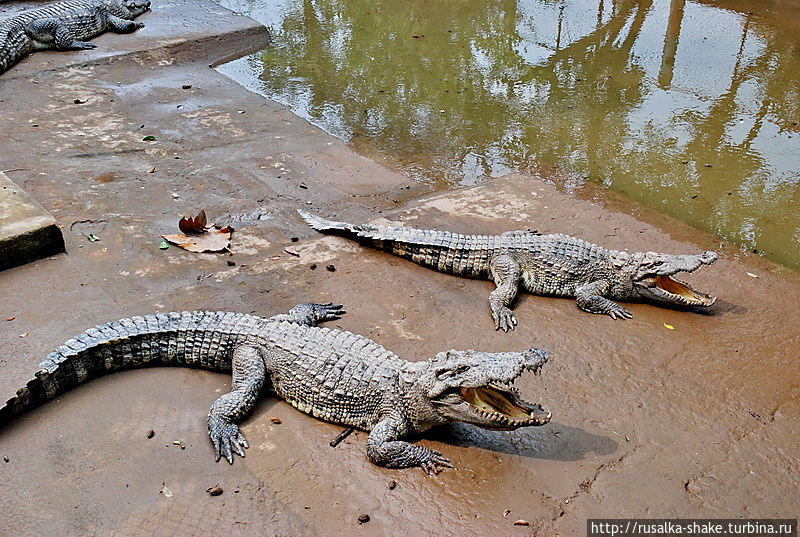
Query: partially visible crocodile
[[0, 0, 150, 75], [298, 210, 718, 331], [0, 303, 550, 473]]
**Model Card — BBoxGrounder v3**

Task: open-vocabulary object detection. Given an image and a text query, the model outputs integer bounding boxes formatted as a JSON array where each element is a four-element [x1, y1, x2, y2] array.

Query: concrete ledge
[[0, 172, 64, 270]]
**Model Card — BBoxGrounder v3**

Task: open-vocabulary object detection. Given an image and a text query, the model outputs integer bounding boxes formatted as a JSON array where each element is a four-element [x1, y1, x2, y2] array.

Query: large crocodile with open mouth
[[0, 0, 150, 75], [0, 303, 550, 473], [298, 210, 718, 331]]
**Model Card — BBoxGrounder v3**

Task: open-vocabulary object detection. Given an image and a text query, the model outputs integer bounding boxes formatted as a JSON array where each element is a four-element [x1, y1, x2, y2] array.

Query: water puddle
[[215, 0, 800, 271]]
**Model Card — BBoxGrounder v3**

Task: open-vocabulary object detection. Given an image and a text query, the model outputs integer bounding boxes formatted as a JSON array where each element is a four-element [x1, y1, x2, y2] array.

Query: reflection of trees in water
[[248, 0, 799, 268]]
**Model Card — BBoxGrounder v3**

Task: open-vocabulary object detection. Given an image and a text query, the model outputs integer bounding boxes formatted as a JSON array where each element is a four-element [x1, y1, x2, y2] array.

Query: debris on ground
[[284, 246, 300, 257], [159, 484, 173, 498], [172, 440, 186, 449], [5, 317, 15, 321], [86, 234, 100, 242], [269, 416, 282, 424], [18, 332, 28, 338], [206, 485, 224, 496], [326, 264, 336, 272], [147, 430, 155, 439], [503, 509, 511, 518], [513, 520, 530, 526], [309, 264, 317, 270], [159, 240, 170, 250], [357, 514, 370, 524], [163, 209, 233, 253], [388, 480, 397, 490]]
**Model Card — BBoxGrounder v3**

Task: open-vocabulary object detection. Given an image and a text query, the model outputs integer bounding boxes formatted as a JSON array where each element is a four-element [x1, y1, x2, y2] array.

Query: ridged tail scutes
[[0, 311, 259, 426], [296, 209, 352, 232]]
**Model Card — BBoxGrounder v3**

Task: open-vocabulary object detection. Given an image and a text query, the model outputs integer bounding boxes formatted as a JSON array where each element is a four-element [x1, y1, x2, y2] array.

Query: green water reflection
[[216, 0, 800, 270]]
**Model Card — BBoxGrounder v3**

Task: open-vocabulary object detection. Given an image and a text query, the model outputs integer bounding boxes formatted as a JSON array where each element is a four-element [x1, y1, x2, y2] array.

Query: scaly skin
[[298, 210, 718, 331], [0, 303, 550, 473], [0, 0, 150, 75]]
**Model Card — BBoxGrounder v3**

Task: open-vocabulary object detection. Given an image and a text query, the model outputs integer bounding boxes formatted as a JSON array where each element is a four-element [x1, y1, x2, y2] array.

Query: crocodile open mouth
[[459, 385, 550, 428], [652, 275, 716, 306]]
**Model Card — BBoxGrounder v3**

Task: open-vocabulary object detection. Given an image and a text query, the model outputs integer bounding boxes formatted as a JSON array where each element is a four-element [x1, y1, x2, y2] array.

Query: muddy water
[[215, 0, 800, 270]]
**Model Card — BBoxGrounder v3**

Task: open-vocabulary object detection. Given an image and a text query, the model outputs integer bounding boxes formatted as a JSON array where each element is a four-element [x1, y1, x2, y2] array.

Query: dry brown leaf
[[746, 272, 758, 278], [178, 210, 208, 235], [163, 226, 231, 253]]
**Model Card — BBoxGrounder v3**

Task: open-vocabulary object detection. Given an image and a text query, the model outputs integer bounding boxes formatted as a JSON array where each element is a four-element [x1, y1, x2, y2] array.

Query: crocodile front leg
[[106, 15, 145, 33], [576, 280, 633, 319], [366, 414, 452, 474], [489, 254, 521, 332], [207, 345, 265, 463], [268, 302, 345, 326]]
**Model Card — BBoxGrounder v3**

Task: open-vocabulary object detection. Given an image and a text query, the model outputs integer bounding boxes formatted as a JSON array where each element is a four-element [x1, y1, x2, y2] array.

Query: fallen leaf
[[163, 227, 232, 253], [5, 317, 15, 321], [101, 247, 108, 253], [172, 440, 186, 449], [206, 485, 224, 496], [746, 272, 758, 278], [86, 234, 100, 242], [159, 484, 173, 498], [283, 246, 300, 257], [664, 323, 675, 330], [270, 255, 281, 260], [514, 520, 530, 526], [159, 239, 170, 250], [142, 135, 157, 142], [269, 416, 282, 424], [178, 210, 208, 234], [19, 332, 28, 338], [148, 167, 157, 174], [503, 509, 511, 518]]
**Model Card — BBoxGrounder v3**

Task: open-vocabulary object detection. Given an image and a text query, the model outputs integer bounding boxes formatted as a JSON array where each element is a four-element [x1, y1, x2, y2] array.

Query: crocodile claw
[[210, 422, 248, 464], [312, 302, 346, 322], [607, 304, 633, 320], [493, 307, 517, 332], [418, 448, 453, 475]]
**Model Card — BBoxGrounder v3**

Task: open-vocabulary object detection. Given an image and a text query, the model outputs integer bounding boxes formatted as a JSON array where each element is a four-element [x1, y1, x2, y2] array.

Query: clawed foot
[[210, 422, 249, 464], [606, 304, 633, 320], [418, 447, 453, 475], [311, 302, 346, 322], [69, 41, 97, 50], [492, 307, 517, 332]]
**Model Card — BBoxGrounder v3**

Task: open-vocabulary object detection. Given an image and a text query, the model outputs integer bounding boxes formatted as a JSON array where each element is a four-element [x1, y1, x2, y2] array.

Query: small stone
[[357, 514, 370, 524], [182, 84, 192, 89], [147, 429, 155, 439], [704, 163, 713, 167], [227, 260, 236, 266], [309, 264, 317, 270], [3, 456, 8, 463], [326, 264, 336, 272], [290, 237, 299, 242], [206, 485, 223, 496], [388, 480, 397, 490], [299, 182, 308, 189]]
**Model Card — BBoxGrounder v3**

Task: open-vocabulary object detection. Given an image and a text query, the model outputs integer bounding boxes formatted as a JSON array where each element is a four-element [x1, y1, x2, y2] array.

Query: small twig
[[330, 427, 355, 447]]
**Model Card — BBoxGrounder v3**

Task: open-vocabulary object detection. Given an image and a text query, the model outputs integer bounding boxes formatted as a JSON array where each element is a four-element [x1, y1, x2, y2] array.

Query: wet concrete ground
[[0, 1, 799, 535]]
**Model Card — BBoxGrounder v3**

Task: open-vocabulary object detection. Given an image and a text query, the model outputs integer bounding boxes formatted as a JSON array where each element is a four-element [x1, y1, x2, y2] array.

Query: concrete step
[[0, 172, 64, 270]]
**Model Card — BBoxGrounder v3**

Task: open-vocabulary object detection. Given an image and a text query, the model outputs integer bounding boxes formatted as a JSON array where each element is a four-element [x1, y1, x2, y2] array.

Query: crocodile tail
[[297, 209, 353, 232], [0, 311, 257, 425], [0, 25, 31, 75]]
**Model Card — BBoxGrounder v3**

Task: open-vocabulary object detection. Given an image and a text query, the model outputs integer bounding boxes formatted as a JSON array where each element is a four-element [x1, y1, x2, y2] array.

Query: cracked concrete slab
[[0, 0, 798, 534]]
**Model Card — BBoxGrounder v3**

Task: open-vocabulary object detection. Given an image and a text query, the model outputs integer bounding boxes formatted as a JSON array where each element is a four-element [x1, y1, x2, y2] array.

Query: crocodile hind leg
[[26, 19, 97, 50], [366, 414, 452, 474], [489, 254, 521, 332], [575, 280, 633, 319], [268, 303, 345, 326], [207, 345, 266, 463], [106, 15, 145, 33]]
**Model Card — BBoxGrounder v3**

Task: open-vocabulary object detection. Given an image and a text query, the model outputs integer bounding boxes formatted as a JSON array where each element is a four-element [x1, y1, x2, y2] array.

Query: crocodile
[[0, 303, 550, 473], [298, 210, 718, 331], [0, 0, 150, 75]]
